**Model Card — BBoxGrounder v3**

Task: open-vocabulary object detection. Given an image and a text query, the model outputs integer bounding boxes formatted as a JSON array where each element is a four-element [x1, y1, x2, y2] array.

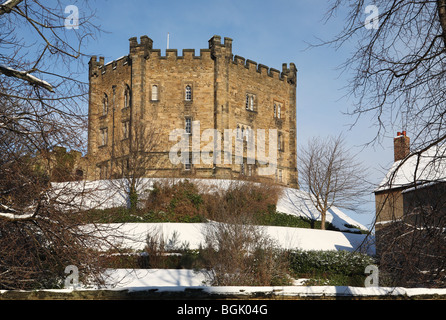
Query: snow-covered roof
[[375, 145, 446, 193]]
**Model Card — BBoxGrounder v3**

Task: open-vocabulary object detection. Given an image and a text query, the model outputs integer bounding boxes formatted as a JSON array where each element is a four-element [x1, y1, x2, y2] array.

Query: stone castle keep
[[87, 35, 298, 188]]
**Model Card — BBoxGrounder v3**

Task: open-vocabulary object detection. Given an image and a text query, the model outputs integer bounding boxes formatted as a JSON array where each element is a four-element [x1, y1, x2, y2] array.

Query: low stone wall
[[1, 286, 446, 300]]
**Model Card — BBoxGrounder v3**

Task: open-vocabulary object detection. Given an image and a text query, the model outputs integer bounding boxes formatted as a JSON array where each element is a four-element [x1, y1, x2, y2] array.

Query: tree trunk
[[321, 210, 326, 230], [437, 0, 446, 47]]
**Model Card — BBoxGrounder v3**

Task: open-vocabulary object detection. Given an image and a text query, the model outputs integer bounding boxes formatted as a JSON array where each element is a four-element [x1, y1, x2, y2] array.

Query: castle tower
[[87, 35, 298, 188]]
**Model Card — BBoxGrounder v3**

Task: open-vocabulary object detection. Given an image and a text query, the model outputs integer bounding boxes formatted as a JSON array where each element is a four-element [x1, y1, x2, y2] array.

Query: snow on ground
[[54, 178, 374, 254], [96, 222, 374, 254], [52, 178, 379, 293], [102, 269, 209, 288], [98, 268, 446, 298]]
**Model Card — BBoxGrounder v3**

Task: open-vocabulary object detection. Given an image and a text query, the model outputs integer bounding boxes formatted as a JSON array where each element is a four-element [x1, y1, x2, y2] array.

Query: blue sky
[[79, 0, 398, 229]]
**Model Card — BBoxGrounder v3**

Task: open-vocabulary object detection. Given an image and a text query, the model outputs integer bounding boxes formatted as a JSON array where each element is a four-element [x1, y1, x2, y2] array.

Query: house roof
[[375, 144, 446, 193]]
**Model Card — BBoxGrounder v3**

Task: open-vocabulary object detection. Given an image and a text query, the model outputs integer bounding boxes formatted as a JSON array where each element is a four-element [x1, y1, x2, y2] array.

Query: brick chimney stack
[[394, 131, 410, 162]]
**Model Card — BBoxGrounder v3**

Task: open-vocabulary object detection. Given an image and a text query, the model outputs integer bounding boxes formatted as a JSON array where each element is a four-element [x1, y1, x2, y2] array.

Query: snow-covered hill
[[94, 222, 374, 254], [54, 177, 369, 232], [53, 178, 374, 255]]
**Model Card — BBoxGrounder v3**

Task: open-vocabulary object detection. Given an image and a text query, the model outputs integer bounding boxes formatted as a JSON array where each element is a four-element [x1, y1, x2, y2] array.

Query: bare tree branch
[[0, 65, 54, 92], [0, 0, 23, 15]]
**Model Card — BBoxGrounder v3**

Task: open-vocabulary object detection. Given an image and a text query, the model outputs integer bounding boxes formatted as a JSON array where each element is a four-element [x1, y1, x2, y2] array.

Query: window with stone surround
[[100, 127, 108, 146], [124, 86, 130, 109], [99, 163, 109, 180], [151, 85, 158, 101], [185, 117, 192, 134], [184, 152, 192, 171], [245, 93, 256, 111], [122, 120, 130, 140], [274, 102, 282, 119], [278, 131, 284, 152], [185, 85, 192, 101], [102, 94, 108, 116]]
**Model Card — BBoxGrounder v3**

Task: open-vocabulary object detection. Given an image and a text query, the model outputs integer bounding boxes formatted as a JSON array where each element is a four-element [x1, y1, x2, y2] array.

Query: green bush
[[145, 180, 205, 221], [255, 211, 337, 230], [288, 250, 375, 277]]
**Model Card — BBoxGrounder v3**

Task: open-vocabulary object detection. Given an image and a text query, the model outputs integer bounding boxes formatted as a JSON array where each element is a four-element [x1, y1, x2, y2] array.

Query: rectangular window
[[100, 164, 109, 180], [185, 85, 192, 101], [123, 121, 130, 139], [152, 85, 158, 101], [102, 94, 108, 116], [246, 94, 255, 111], [185, 117, 192, 134], [100, 128, 108, 146], [185, 153, 192, 171], [278, 132, 284, 151]]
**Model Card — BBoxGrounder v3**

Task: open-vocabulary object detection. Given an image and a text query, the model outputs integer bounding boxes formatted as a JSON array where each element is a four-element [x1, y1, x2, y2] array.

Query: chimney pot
[[394, 132, 410, 162]]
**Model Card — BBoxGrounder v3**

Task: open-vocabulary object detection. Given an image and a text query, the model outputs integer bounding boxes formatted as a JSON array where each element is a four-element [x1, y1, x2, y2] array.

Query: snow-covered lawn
[[96, 222, 373, 254]]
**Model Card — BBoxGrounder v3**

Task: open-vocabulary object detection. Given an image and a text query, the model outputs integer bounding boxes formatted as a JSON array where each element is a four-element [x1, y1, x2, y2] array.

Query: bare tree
[[298, 135, 369, 230], [0, 0, 100, 220], [109, 120, 162, 212], [320, 1, 446, 287], [0, 0, 112, 289], [320, 0, 446, 150]]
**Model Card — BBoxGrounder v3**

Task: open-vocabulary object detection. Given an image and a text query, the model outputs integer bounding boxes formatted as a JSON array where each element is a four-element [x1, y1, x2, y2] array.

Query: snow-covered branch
[[0, 65, 54, 92], [0, 0, 23, 15], [0, 203, 39, 221]]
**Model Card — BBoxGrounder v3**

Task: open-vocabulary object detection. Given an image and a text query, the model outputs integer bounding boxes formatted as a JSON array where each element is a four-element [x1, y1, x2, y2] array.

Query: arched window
[[102, 94, 108, 115], [152, 85, 158, 101], [185, 85, 192, 101], [237, 125, 241, 139]]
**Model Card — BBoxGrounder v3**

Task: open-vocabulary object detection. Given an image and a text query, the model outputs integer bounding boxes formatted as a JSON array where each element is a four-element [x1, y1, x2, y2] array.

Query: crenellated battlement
[[231, 54, 297, 84], [89, 55, 130, 77], [90, 35, 296, 85]]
